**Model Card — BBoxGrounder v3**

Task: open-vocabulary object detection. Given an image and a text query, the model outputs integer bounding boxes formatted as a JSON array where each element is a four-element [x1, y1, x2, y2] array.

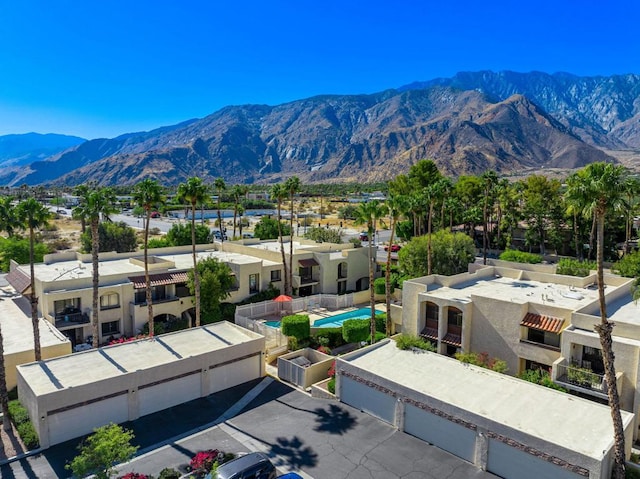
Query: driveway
[[2, 379, 496, 479]]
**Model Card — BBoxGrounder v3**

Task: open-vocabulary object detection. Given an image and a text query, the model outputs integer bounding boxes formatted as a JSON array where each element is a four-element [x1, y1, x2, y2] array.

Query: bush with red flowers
[[190, 449, 220, 476], [119, 473, 149, 479]]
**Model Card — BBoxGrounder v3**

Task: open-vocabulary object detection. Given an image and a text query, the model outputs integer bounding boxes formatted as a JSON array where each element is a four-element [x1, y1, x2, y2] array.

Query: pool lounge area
[[264, 305, 386, 329]]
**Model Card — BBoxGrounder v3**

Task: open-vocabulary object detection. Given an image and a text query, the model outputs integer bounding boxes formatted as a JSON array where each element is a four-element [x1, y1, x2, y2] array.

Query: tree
[[0, 196, 19, 237], [254, 217, 290, 240], [521, 175, 563, 255], [384, 193, 408, 335], [66, 423, 138, 479], [186, 257, 234, 325], [424, 178, 450, 275], [398, 230, 475, 278], [73, 187, 118, 348], [0, 237, 49, 272], [285, 176, 301, 297], [214, 177, 226, 243], [481, 170, 498, 264], [304, 227, 342, 244], [16, 197, 51, 361], [231, 184, 248, 239], [354, 200, 388, 344], [566, 162, 627, 479], [165, 223, 211, 246], [177, 177, 209, 327], [133, 179, 165, 338], [271, 184, 289, 296], [621, 176, 640, 255], [80, 222, 137, 253]]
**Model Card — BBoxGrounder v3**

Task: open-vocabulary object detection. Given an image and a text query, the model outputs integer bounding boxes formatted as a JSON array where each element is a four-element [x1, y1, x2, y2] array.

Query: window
[[337, 280, 347, 294], [249, 274, 259, 294], [54, 298, 81, 315], [100, 292, 119, 310], [526, 328, 560, 349], [101, 320, 120, 336], [135, 285, 168, 304], [338, 262, 348, 279], [447, 308, 463, 327], [270, 270, 282, 282]]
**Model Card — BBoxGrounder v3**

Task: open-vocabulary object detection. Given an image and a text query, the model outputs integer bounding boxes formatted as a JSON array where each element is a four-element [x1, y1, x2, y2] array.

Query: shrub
[[158, 468, 181, 479], [342, 318, 369, 343], [314, 327, 345, 348], [375, 313, 386, 333], [556, 258, 596, 277], [147, 237, 171, 248], [281, 314, 311, 341], [373, 277, 387, 294], [518, 369, 567, 392], [235, 284, 280, 305], [287, 336, 299, 351], [8, 399, 39, 449], [499, 249, 542, 264], [455, 351, 508, 373], [395, 334, 436, 351], [190, 449, 220, 476], [369, 331, 386, 343], [220, 302, 236, 322], [119, 473, 150, 479], [612, 250, 640, 278], [327, 377, 336, 394]]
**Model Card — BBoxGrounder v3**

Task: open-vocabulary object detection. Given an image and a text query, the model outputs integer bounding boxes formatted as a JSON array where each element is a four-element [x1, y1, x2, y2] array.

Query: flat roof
[[0, 279, 69, 354], [594, 292, 640, 327], [342, 340, 633, 461], [245, 240, 321, 254], [29, 249, 272, 284], [17, 321, 262, 396], [422, 274, 603, 309]]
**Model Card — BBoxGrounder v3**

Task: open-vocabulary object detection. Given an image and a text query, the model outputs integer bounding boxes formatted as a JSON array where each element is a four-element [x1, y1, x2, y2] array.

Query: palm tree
[[16, 197, 51, 361], [355, 200, 388, 344], [285, 176, 301, 297], [383, 193, 407, 335], [73, 187, 118, 348], [177, 177, 208, 327], [481, 170, 498, 265], [270, 184, 289, 295], [133, 179, 165, 338], [214, 178, 226, 243], [621, 176, 640, 255], [0, 319, 10, 431], [565, 162, 627, 479], [423, 178, 450, 275], [231, 185, 248, 239], [0, 196, 19, 237]]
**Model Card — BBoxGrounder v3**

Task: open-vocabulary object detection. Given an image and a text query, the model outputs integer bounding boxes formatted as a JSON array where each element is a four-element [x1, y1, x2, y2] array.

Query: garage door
[[404, 403, 476, 463], [139, 372, 201, 417], [340, 377, 396, 424], [487, 438, 584, 479], [48, 394, 129, 446], [209, 356, 261, 394]]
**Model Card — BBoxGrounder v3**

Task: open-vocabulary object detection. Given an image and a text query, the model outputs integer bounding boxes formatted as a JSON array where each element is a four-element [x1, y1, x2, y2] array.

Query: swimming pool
[[312, 307, 378, 328], [264, 320, 281, 328]]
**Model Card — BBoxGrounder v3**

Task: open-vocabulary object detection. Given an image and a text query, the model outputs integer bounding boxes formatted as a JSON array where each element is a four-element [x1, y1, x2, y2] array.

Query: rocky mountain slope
[[0, 133, 85, 169], [4, 71, 636, 187]]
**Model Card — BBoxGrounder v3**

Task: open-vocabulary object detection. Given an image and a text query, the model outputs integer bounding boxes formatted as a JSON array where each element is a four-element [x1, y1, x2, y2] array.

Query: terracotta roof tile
[[521, 312, 564, 334], [129, 271, 189, 289]]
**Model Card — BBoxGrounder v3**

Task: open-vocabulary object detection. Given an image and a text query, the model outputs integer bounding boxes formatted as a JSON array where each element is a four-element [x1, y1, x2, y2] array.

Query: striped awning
[[420, 327, 438, 341], [520, 313, 565, 334], [442, 333, 462, 347], [6, 267, 31, 294], [299, 258, 319, 267], [129, 271, 189, 289]]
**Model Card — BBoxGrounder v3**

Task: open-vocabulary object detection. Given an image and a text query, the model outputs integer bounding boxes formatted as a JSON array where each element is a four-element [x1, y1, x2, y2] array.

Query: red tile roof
[[6, 267, 31, 294], [521, 313, 565, 334], [129, 271, 189, 289]]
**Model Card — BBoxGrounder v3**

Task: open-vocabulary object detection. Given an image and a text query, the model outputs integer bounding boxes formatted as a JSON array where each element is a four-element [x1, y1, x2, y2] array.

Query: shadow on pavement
[[269, 436, 318, 469], [313, 403, 357, 435]]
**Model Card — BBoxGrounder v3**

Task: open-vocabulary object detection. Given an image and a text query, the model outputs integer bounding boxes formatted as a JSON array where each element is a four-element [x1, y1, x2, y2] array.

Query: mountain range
[[2, 71, 640, 187]]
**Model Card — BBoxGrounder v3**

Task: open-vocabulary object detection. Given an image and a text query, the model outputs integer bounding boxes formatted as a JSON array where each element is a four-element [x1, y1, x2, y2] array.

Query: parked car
[[242, 232, 254, 239], [359, 232, 369, 241], [214, 452, 276, 479], [384, 244, 402, 252], [56, 209, 67, 214], [212, 229, 228, 240], [150, 211, 161, 218]]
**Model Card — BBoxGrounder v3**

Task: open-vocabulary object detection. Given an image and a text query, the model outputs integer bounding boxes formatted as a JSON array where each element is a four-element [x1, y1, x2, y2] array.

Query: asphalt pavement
[[1, 376, 497, 479]]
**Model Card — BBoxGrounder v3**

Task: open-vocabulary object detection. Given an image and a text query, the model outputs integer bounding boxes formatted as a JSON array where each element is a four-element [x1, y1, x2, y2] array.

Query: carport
[[336, 340, 634, 479], [17, 321, 265, 448]]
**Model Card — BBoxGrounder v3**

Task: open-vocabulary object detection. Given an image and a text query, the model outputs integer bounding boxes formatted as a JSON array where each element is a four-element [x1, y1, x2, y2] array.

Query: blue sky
[[1, 1, 638, 139]]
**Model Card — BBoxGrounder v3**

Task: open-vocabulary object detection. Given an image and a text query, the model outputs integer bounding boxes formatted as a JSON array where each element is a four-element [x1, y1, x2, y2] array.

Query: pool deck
[[258, 303, 386, 327]]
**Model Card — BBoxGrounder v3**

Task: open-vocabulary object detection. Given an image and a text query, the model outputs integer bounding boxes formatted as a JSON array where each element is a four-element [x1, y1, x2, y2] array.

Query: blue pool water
[[313, 307, 376, 328], [264, 320, 281, 328]]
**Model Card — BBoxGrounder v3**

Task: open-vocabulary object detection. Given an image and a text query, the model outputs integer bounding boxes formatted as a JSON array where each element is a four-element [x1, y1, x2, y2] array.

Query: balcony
[[133, 295, 180, 306], [293, 275, 319, 289], [554, 362, 622, 401], [55, 311, 90, 329]]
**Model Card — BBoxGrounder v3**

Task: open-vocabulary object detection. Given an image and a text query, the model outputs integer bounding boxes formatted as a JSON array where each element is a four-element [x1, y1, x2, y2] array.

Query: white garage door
[[340, 376, 396, 424], [209, 356, 261, 394], [404, 403, 476, 463], [139, 372, 201, 417], [487, 438, 585, 479], [48, 393, 129, 446]]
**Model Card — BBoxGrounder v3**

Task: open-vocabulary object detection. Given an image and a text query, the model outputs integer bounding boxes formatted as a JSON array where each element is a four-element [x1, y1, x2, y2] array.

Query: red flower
[[190, 449, 220, 475], [328, 361, 336, 378], [120, 473, 148, 479]]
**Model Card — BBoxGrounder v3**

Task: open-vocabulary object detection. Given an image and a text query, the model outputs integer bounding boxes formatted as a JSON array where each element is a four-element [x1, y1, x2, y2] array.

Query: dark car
[[384, 244, 401, 252], [214, 452, 276, 479], [359, 231, 369, 241]]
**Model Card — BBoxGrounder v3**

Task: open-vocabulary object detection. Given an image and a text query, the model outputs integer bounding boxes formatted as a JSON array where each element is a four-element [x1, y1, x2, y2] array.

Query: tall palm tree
[[424, 179, 450, 275], [481, 170, 498, 265], [133, 179, 165, 338], [73, 187, 118, 348], [0, 318, 10, 431], [383, 193, 407, 335], [214, 178, 226, 243], [16, 197, 51, 361], [621, 176, 640, 255], [177, 177, 208, 327], [231, 184, 248, 239], [0, 196, 19, 237], [270, 184, 289, 295], [285, 176, 301, 297], [565, 162, 627, 479], [355, 200, 388, 344]]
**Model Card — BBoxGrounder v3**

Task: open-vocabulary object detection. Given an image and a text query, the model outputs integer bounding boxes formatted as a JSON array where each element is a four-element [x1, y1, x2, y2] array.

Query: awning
[[442, 333, 462, 347], [129, 271, 189, 289], [299, 258, 319, 268], [420, 327, 438, 341], [520, 313, 564, 334], [6, 267, 31, 294]]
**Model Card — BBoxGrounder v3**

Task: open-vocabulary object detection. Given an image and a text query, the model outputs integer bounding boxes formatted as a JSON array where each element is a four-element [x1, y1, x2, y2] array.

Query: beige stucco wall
[[4, 341, 72, 390]]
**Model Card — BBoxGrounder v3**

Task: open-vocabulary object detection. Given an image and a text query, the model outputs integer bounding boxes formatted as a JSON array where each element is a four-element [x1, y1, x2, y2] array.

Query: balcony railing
[[293, 275, 319, 288], [555, 363, 607, 398], [55, 312, 90, 328], [133, 295, 179, 306]]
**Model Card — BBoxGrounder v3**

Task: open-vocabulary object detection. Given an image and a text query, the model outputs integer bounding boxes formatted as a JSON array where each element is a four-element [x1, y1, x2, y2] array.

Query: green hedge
[[499, 249, 542, 264], [314, 327, 345, 348], [281, 314, 311, 340], [373, 277, 387, 294], [375, 313, 386, 333], [8, 400, 39, 449], [395, 334, 436, 351], [342, 318, 370, 343], [556, 258, 596, 277]]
